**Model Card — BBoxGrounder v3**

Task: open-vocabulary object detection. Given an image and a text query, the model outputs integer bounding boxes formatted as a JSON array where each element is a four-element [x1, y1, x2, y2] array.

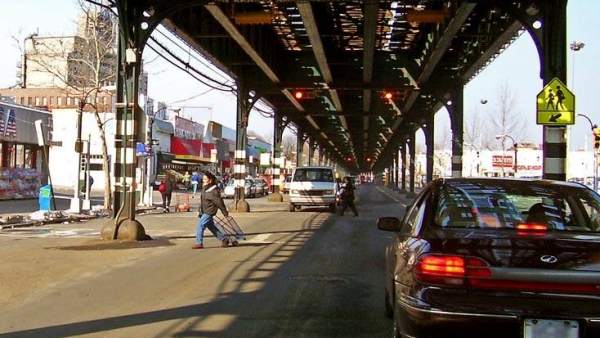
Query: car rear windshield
[[434, 181, 600, 232], [293, 168, 334, 182]]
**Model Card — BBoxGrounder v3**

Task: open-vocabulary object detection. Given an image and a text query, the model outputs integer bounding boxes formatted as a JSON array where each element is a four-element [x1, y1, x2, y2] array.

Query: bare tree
[[282, 134, 297, 164], [24, 0, 117, 209], [491, 83, 526, 148], [464, 108, 495, 151]]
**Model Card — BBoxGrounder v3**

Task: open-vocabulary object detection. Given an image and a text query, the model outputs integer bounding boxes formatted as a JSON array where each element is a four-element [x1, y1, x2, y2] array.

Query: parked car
[[245, 178, 257, 198], [254, 178, 269, 196], [223, 180, 254, 198], [289, 166, 336, 212], [378, 178, 600, 338], [283, 176, 292, 193]]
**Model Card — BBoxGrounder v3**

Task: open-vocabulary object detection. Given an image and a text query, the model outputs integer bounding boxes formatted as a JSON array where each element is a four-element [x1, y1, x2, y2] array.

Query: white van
[[288, 166, 337, 212]]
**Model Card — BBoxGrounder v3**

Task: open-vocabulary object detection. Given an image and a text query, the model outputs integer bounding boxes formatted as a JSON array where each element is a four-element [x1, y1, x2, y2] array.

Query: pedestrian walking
[[160, 173, 175, 212], [193, 172, 230, 249], [339, 176, 358, 217], [555, 85, 566, 110], [191, 171, 200, 196]]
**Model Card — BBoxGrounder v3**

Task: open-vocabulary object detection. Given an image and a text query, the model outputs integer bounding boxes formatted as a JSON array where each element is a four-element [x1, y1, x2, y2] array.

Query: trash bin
[[39, 185, 55, 211]]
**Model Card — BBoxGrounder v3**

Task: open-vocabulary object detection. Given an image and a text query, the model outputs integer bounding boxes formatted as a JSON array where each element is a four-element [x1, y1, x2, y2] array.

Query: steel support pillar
[[233, 81, 258, 212], [269, 112, 285, 202], [540, 0, 568, 181], [101, 1, 149, 240], [400, 143, 407, 192], [308, 140, 315, 166], [395, 147, 401, 190], [449, 85, 464, 178], [424, 117, 435, 182], [296, 129, 305, 168], [318, 146, 324, 166], [408, 133, 416, 194]]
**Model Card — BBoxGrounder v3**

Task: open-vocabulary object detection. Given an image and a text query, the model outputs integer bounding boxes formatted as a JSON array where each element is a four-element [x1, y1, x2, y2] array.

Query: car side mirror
[[377, 217, 402, 232]]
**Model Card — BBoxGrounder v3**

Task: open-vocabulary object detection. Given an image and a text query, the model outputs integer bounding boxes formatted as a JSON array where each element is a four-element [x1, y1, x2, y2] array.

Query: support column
[[408, 133, 416, 194], [269, 112, 285, 202], [540, 0, 567, 181], [449, 85, 464, 178], [101, 3, 151, 241], [296, 129, 305, 167], [318, 146, 324, 166], [233, 81, 257, 212], [395, 146, 400, 190], [400, 143, 407, 192], [308, 140, 315, 166], [424, 116, 435, 182]]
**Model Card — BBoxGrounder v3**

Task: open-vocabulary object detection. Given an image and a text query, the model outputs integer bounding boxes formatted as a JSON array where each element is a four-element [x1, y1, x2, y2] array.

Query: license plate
[[523, 319, 579, 338]]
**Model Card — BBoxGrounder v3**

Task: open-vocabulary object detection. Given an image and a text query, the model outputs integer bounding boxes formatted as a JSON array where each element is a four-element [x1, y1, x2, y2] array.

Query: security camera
[[480, 99, 488, 104]]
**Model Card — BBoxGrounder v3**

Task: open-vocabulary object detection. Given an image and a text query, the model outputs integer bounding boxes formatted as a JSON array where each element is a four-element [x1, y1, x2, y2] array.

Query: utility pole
[[70, 101, 85, 213]]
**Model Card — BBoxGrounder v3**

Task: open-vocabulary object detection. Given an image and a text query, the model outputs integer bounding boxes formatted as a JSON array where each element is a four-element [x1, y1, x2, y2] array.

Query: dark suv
[[379, 178, 600, 338]]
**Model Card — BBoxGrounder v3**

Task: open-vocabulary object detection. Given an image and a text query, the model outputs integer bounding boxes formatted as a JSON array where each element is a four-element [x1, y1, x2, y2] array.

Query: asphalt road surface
[[0, 184, 408, 338]]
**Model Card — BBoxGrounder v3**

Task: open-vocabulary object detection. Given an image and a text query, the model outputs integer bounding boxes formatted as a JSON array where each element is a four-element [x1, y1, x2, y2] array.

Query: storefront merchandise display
[[0, 168, 40, 200]]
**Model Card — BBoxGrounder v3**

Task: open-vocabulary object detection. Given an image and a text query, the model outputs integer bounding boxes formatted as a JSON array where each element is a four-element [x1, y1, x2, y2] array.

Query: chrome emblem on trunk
[[540, 255, 558, 264]]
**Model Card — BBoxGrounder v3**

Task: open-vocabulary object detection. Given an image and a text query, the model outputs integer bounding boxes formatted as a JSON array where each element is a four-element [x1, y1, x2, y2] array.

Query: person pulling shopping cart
[[193, 172, 231, 249]]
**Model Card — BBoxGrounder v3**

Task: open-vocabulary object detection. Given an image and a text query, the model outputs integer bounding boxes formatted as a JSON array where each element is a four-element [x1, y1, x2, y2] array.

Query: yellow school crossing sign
[[536, 78, 575, 125]]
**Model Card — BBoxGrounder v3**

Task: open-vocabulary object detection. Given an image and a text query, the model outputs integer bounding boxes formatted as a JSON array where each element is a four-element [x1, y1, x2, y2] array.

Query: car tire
[[329, 203, 337, 213], [289, 203, 295, 212], [385, 289, 394, 319]]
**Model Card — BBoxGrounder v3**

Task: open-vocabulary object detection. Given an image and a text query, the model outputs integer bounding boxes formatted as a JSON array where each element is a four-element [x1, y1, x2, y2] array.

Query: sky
[[0, 0, 598, 152]]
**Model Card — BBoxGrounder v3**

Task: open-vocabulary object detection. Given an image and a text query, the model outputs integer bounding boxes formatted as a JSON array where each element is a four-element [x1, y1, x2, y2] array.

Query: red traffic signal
[[294, 91, 304, 99], [384, 92, 393, 100]]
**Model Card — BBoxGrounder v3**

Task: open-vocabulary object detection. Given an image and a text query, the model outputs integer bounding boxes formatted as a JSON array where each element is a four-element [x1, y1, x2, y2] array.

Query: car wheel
[[289, 203, 295, 212], [385, 289, 394, 319]]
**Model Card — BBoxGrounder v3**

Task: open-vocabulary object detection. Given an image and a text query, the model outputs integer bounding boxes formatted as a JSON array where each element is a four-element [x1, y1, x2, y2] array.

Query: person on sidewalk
[[339, 176, 358, 217], [191, 172, 200, 196], [193, 172, 230, 249], [160, 174, 176, 212]]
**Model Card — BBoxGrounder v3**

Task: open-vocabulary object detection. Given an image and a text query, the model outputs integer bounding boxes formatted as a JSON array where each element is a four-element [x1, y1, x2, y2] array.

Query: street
[[0, 184, 406, 337]]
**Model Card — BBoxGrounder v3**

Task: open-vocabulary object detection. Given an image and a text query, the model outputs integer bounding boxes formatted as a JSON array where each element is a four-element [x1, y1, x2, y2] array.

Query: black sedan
[[378, 178, 600, 338]]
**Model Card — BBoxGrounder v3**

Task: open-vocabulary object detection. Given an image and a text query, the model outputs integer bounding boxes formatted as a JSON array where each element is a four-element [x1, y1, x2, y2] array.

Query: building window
[[20, 97, 24, 105], [66, 97, 72, 106], [58, 97, 63, 106], [35, 97, 40, 106], [42, 97, 48, 105], [27, 97, 32, 105], [16, 144, 25, 168], [49, 97, 54, 105]]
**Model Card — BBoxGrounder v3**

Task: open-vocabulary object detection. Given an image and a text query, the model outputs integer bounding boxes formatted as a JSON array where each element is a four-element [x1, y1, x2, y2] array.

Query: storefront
[[160, 136, 216, 177], [0, 102, 52, 200]]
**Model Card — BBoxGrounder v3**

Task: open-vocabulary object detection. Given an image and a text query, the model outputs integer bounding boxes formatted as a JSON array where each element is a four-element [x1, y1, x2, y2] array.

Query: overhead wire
[[147, 36, 235, 91], [146, 41, 234, 93], [153, 27, 233, 84]]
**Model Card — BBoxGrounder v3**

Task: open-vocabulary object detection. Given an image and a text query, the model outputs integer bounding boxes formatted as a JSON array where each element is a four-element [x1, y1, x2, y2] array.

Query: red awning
[[171, 136, 202, 161]]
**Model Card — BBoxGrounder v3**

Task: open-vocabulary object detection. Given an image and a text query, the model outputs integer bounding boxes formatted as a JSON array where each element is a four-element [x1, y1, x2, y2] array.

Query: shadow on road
[[1, 186, 394, 337]]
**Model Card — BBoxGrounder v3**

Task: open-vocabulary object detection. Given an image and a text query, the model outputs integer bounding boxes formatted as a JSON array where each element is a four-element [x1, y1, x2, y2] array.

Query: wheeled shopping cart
[[214, 214, 246, 246]]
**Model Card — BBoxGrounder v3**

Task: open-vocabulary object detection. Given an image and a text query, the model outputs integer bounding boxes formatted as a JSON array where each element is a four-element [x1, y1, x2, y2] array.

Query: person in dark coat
[[193, 172, 229, 249], [339, 176, 358, 217], [161, 173, 176, 212]]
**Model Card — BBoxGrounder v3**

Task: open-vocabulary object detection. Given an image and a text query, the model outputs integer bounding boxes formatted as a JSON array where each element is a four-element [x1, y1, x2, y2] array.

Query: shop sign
[[492, 155, 513, 168]]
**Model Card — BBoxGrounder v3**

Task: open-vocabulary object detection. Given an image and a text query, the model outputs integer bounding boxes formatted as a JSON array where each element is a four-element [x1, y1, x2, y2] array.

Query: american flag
[[4, 109, 16, 137], [0, 107, 4, 134]]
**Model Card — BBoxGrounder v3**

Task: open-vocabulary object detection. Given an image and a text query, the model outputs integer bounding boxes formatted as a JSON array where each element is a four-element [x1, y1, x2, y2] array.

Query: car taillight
[[415, 254, 491, 286], [516, 223, 547, 236]]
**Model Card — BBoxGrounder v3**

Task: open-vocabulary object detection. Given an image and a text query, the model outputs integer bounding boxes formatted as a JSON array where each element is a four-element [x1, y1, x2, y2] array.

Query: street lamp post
[[577, 114, 597, 191], [496, 134, 518, 177], [570, 41, 585, 89]]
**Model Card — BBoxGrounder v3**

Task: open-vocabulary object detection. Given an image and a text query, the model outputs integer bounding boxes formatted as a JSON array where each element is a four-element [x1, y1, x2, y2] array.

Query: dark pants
[[161, 192, 172, 210], [340, 198, 358, 216]]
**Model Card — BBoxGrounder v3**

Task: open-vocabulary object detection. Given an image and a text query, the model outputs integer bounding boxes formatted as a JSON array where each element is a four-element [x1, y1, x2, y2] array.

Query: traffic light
[[294, 90, 304, 99], [594, 127, 600, 150], [384, 92, 393, 100]]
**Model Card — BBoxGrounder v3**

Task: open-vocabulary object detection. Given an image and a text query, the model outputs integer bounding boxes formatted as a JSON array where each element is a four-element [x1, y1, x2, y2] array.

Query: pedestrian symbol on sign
[[536, 78, 575, 125]]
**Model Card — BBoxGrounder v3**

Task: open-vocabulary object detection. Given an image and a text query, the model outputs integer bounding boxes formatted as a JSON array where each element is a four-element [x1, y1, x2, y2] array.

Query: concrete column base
[[235, 200, 250, 213], [268, 192, 283, 202], [100, 219, 151, 241]]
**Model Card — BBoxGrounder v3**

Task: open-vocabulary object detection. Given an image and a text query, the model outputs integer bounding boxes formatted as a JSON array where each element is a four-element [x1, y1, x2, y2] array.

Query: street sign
[[536, 78, 575, 125]]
